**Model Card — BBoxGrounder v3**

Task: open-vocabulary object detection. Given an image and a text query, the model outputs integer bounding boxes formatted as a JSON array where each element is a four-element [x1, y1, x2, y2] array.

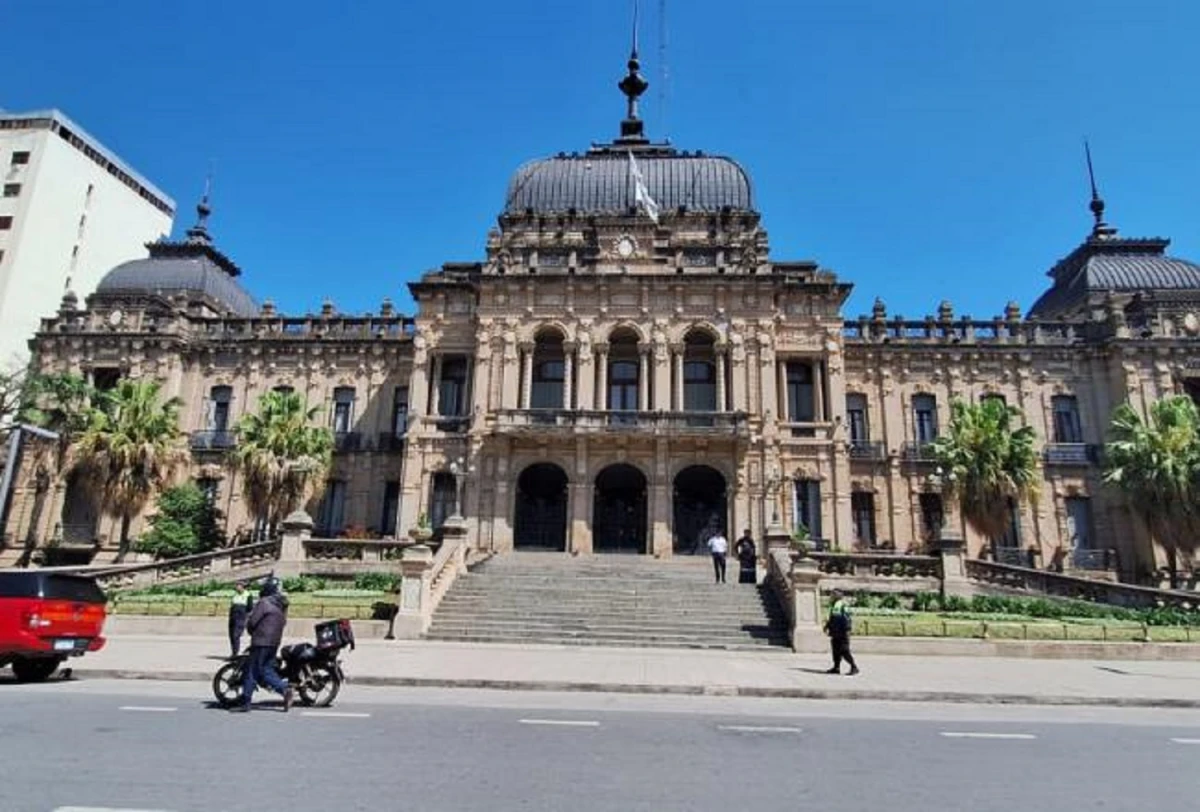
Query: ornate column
[[777, 359, 789, 421], [562, 341, 576, 410], [673, 344, 685, 410], [429, 354, 443, 416], [638, 343, 651, 412], [813, 359, 826, 421], [715, 346, 728, 411], [519, 342, 534, 409], [595, 343, 609, 410]]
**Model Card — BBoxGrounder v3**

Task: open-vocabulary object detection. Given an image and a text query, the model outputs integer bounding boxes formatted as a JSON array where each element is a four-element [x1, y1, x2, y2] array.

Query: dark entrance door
[[514, 463, 568, 551], [593, 464, 647, 554], [673, 465, 727, 555]]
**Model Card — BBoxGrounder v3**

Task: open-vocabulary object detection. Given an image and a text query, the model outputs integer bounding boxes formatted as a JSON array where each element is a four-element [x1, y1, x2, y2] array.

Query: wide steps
[[426, 552, 789, 650]]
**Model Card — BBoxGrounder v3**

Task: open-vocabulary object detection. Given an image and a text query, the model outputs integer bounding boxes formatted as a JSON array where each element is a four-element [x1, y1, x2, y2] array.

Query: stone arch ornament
[[513, 462, 570, 551], [592, 463, 648, 554], [672, 464, 728, 555]]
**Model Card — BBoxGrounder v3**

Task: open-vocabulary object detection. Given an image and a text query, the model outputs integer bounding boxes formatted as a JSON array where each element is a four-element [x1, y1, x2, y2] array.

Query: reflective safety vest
[[230, 592, 251, 609]]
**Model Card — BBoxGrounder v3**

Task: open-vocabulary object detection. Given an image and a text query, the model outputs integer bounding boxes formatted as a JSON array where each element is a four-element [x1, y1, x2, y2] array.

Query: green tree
[[1103, 396, 1200, 588], [17, 372, 95, 471], [134, 483, 225, 559], [231, 390, 332, 535], [931, 398, 1040, 545], [72, 379, 185, 561]]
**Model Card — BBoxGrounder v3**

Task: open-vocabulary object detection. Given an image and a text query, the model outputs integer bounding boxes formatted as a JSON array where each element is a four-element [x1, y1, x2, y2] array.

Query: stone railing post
[[935, 534, 970, 598], [788, 557, 824, 652], [394, 544, 434, 638], [279, 510, 313, 577]]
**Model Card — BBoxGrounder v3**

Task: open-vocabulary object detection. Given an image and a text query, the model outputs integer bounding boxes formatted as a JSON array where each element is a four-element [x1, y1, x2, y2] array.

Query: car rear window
[[41, 575, 107, 604], [0, 574, 40, 598]]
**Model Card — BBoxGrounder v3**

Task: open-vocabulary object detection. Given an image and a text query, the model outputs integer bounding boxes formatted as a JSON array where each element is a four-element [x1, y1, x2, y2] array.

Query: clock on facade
[[615, 236, 636, 259]]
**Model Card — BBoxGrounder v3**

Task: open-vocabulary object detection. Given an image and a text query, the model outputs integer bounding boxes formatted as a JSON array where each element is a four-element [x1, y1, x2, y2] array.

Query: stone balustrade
[[492, 409, 750, 437], [965, 559, 1197, 610], [85, 540, 281, 591]]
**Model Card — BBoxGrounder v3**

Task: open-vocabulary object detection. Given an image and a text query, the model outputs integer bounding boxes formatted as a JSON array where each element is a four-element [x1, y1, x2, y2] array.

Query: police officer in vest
[[228, 582, 251, 658], [824, 590, 860, 676]]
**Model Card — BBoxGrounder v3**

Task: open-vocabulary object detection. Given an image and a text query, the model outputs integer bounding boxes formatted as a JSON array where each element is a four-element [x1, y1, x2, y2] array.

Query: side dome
[[97, 252, 257, 317], [503, 149, 754, 216]]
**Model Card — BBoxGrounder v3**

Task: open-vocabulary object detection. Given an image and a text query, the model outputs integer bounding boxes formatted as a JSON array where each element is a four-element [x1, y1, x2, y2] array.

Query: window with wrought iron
[[209, 385, 233, 432], [846, 393, 869, 443], [391, 386, 409, 436], [197, 478, 219, 505], [332, 387, 356, 434], [851, 492, 876, 545], [438, 357, 469, 417], [1051, 395, 1083, 443], [320, 481, 348, 535], [913, 394, 938, 444], [786, 362, 815, 422]]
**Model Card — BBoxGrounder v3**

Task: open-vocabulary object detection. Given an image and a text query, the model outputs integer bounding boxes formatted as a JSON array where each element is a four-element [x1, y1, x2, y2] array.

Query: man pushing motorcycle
[[230, 576, 294, 713]]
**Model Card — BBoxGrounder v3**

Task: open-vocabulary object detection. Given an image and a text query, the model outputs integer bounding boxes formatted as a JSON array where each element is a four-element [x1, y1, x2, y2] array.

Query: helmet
[[259, 577, 281, 598]]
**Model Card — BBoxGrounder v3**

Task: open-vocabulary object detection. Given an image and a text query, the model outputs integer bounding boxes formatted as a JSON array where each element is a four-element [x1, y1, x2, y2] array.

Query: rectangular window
[[438, 357, 468, 417], [11, 151, 30, 165], [197, 478, 219, 505], [2, 183, 19, 197], [320, 481, 347, 535], [430, 472, 457, 531], [391, 386, 409, 436], [683, 360, 717, 412], [913, 394, 938, 444], [851, 492, 876, 546], [0, 216, 12, 230], [531, 359, 565, 409], [793, 479, 822, 540], [785, 362, 815, 422], [209, 385, 233, 432], [92, 367, 120, 391], [846, 393, 869, 443], [1065, 497, 1092, 549], [995, 497, 1021, 548], [332, 386, 356, 433], [381, 481, 401, 537], [1052, 395, 1083, 443], [919, 493, 944, 540]]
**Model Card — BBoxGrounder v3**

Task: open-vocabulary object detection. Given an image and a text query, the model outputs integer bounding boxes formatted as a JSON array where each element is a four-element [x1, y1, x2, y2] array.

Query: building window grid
[[2, 183, 20, 198], [913, 394, 938, 445], [846, 393, 869, 443], [1052, 396, 1083, 444], [851, 492, 876, 546]]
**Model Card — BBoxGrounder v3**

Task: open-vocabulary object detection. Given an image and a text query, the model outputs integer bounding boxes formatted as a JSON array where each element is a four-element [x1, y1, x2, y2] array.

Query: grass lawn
[[109, 591, 395, 620]]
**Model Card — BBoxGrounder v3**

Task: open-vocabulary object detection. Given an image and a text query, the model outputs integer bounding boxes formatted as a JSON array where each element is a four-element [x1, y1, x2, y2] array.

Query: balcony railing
[[432, 415, 471, 433], [1044, 443, 1099, 466], [190, 429, 238, 451], [1070, 548, 1118, 572], [494, 409, 749, 437], [333, 431, 364, 453], [377, 432, 406, 452], [849, 440, 886, 460], [902, 441, 939, 462]]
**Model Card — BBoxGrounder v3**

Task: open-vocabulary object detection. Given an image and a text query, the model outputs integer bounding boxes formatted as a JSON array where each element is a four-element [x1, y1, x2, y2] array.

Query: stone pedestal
[[934, 534, 971, 598], [788, 557, 823, 651], [394, 543, 434, 638], [764, 522, 793, 553], [279, 510, 313, 576]]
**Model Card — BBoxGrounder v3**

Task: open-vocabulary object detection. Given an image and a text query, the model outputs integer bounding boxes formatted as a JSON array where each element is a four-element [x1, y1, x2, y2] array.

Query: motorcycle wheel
[[212, 661, 243, 708], [297, 663, 341, 708]]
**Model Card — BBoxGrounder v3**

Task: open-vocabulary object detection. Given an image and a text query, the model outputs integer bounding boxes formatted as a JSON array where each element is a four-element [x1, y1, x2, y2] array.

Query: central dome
[[503, 147, 754, 216]]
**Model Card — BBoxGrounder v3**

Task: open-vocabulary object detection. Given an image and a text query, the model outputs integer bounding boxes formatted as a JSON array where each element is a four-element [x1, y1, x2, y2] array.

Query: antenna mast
[[659, 0, 669, 142]]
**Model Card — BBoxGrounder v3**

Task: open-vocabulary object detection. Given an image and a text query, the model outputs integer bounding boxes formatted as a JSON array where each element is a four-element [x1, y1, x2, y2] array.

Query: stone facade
[[4, 63, 1200, 584]]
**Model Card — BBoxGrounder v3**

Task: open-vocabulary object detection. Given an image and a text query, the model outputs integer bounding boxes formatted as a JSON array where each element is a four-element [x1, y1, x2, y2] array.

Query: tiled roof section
[[96, 251, 257, 317], [503, 149, 754, 215], [1029, 236, 1200, 318]]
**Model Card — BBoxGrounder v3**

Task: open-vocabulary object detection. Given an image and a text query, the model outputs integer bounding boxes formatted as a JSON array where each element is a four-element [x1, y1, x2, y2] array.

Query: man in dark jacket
[[232, 578, 293, 712]]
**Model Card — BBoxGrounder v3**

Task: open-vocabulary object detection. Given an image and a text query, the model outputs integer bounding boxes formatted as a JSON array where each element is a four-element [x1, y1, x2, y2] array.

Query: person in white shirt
[[707, 530, 729, 584]]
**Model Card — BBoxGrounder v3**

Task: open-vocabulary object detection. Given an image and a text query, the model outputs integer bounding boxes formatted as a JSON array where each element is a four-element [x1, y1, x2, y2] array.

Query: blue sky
[[6, 0, 1199, 320]]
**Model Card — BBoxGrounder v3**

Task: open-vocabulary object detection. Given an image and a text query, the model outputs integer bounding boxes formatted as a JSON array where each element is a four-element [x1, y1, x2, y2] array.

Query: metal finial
[[186, 167, 214, 245], [617, 0, 650, 142], [1084, 139, 1115, 238]]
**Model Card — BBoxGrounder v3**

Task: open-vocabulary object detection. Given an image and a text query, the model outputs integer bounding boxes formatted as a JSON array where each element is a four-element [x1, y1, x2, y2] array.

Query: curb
[[71, 668, 1200, 710]]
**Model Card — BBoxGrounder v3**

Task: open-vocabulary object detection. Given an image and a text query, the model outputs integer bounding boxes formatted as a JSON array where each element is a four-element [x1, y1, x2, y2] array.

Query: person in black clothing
[[734, 530, 757, 584], [824, 590, 859, 676], [231, 578, 293, 712]]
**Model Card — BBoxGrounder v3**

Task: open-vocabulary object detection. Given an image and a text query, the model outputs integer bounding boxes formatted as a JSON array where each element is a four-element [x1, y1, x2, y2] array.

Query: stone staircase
[[426, 552, 790, 650]]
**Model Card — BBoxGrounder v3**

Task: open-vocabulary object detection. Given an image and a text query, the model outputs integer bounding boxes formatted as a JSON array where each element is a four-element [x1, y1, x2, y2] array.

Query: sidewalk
[[73, 633, 1200, 709]]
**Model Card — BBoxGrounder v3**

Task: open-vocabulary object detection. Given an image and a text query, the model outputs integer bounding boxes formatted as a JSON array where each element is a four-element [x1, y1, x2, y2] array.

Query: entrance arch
[[673, 465, 727, 555], [593, 464, 647, 554], [514, 463, 569, 551]]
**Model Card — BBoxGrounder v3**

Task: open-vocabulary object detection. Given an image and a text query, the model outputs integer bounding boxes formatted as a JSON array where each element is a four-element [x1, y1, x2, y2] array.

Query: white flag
[[628, 151, 660, 224]]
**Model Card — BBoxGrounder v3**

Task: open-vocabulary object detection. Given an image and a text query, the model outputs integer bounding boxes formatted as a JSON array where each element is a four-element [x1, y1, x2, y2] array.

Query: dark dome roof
[[97, 254, 257, 316], [503, 148, 754, 215], [1029, 236, 1200, 318]]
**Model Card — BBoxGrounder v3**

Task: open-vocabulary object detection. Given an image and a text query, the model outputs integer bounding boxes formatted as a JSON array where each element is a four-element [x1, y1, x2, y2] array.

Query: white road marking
[[117, 706, 178, 713], [940, 731, 1037, 740], [717, 725, 802, 734], [1170, 738, 1200, 744], [300, 711, 371, 718], [519, 718, 601, 727], [54, 807, 176, 811]]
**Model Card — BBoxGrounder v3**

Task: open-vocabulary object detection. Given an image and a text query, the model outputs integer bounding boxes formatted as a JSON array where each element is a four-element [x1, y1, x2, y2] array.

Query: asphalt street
[[1, 678, 1197, 812]]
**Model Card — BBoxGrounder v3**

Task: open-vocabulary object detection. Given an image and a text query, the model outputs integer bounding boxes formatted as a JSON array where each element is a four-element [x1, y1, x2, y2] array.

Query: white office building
[[0, 109, 174, 369]]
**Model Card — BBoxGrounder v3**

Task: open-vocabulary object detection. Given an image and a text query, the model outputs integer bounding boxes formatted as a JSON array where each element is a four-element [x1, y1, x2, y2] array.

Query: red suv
[[0, 572, 107, 682]]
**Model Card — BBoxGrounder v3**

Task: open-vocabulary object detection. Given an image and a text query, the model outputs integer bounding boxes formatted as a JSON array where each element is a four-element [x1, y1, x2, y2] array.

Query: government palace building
[[6, 47, 1200, 586]]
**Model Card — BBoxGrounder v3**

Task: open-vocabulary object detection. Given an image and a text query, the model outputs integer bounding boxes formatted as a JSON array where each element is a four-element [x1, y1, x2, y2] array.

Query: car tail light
[[22, 610, 51, 629]]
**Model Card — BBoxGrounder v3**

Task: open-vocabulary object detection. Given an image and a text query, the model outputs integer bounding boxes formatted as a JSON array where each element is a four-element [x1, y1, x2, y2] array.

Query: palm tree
[[231, 390, 333, 537], [19, 372, 95, 472], [931, 398, 1040, 548], [1103, 396, 1200, 588], [71, 379, 185, 561]]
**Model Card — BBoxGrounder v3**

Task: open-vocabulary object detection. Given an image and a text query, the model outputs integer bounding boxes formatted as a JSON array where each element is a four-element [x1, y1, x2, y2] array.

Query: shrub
[[282, 575, 327, 593], [353, 572, 401, 592], [133, 484, 225, 560]]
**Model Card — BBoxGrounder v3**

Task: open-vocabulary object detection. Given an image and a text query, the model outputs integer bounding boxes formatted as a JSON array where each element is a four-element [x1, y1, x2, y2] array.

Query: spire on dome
[[616, 0, 650, 144], [1084, 139, 1117, 239], [185, 172, 214, 246]]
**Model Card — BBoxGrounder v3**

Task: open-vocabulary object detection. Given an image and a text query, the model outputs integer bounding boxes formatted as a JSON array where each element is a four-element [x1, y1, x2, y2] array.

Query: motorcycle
[[212, 618, 355, 708]]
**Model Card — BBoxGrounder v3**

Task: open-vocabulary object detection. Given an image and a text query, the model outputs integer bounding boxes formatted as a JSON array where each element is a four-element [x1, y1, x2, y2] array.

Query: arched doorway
[[514, 463, 569, 551], [673, 465, 727, 555], [60, 470, 99, 547], [593, 464, 647, 554]]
